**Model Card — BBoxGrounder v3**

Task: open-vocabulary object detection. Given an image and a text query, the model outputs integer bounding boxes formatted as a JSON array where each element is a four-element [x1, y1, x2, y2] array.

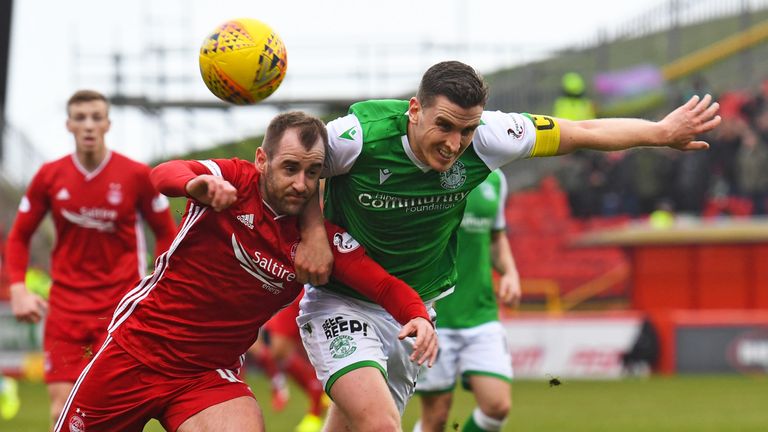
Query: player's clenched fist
[[186, 175, 238, 211]]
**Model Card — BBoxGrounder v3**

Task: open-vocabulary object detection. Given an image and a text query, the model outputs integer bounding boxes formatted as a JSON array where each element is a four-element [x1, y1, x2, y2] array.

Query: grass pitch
[[4, 374, 767, 431]]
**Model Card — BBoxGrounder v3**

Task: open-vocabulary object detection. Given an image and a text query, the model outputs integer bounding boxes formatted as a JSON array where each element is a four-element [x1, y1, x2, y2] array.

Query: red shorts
[[53, 338, 254, 432], [264, 294, 301, 341], [43, 313, 109, 383]]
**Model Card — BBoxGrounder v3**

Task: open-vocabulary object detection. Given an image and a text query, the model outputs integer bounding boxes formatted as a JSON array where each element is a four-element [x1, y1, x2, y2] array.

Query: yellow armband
[[524, 114, 561, 157]]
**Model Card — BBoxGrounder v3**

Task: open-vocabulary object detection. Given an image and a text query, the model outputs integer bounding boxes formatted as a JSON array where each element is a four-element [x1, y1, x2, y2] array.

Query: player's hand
[[399, 317, 438, 367], [295, 227, 333, 286], [659, 94, 721, 151], [497, 272, 522, 308], [9, 282, 48, 323], [185, 175, 238, 211]]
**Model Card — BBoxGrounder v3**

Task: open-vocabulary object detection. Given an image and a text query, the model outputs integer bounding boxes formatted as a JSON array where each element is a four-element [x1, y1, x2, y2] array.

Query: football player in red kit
[[53, 111, 437, 432], [4, 90, 177, 426]]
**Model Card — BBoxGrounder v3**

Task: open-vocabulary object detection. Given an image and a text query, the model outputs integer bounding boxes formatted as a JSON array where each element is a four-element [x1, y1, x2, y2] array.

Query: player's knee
[[354, 411, 401, 432], [422, 409, 450, 430], [482, 400, 511, 420], [420, 417, 449, 432], [50, 403, 65, 425]]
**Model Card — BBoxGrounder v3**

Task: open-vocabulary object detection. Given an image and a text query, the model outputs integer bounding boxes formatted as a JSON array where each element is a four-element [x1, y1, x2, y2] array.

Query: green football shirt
[[434, 169, 507, 328], [322, 99, 538, 301]]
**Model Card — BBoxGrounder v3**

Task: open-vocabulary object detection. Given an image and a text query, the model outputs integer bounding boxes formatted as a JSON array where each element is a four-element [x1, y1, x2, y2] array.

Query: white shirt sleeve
[[196, 159, 223, 177], [473, 111, 537, 171], [323, 114, 364, 177]]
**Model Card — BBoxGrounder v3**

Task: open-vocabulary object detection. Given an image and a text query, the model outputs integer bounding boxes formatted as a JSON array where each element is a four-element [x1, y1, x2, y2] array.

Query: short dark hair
[[67, 90, 109, 113], [417, 61, 489, 109], [261, 111, 328, 158]]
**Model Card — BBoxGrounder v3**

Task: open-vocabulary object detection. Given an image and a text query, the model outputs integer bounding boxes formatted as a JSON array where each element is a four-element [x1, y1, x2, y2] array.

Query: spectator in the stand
[[597, 152, 631, 216], [552, 72, 596, 121], [670, 147, 711, 215], [736, 127, 768, 215], [623, 149, 675, 216], [752, 96, 768, 144], [680, 75, 713, 107], [709, 92, 750, 198]]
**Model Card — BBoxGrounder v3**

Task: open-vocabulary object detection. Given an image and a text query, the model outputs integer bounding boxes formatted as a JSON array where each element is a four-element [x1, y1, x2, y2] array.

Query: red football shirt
[[110, 158, 428, 376], [4, 151, 177, 318]]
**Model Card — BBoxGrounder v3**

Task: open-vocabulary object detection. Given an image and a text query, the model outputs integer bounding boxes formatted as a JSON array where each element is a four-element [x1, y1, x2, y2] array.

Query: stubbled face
[[407, 95, 483, 172], [66, 100, 111, 156], [257, 129, 324, 216]]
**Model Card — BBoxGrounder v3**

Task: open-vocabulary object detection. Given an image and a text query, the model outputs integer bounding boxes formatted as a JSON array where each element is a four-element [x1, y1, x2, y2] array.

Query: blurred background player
[[3, 89, 177, 427], [249, 296, 328, 432], [414, 169, 520, 432]]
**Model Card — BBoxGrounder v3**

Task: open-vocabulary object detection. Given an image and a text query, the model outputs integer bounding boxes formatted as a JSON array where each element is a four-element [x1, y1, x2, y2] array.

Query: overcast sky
[[5, 0, 664, 182]]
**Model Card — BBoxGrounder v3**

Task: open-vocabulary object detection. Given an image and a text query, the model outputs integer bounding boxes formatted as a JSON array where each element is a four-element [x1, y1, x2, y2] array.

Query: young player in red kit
[[53, 111, 437, 432], [4, 90, 177, 426]]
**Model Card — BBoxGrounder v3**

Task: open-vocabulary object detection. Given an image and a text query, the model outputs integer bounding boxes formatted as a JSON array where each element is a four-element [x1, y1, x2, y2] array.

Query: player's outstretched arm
[[399, 317, 438, 367], [151, 160, 237, 211], [556, 94, 721, 154]]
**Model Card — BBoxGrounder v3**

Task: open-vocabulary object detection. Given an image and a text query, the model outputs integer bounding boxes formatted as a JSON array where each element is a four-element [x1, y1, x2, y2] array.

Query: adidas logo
[[237, 214, 254, 229], [56, 188, 71, 200]]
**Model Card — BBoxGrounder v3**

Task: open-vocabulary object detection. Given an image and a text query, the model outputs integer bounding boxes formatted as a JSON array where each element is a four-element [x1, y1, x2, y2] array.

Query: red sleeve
[[135, 164, 177, 256], [325, 222, 430, 326], [150, 160, 209, 197], [4, 168, 50, 283], [150, 159, 240, 197]]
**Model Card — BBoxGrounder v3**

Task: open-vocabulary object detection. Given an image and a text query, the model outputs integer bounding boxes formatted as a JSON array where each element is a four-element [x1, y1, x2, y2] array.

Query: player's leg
[[270, 325, 327, 432], [162, 366, 262, 432], [47, 382, 74, 427], [324, 367, 400, 432], [273, 335, 325, 414], [414, 328, 460, 432], [298, 287, 422, 432], [44, 315, 104, 427], [176, 396, 264, 432], [462, 376, 510, 432], [53, 338, 159, 432], [415, 392, 453, 432], [456, 322, 513, 432], [247, 337, 289, 411]]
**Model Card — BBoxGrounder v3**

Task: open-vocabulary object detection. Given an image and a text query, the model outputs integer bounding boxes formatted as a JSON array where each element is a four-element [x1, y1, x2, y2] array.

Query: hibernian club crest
[[329, 335, 357, 359], [439, 161, 466, 190]]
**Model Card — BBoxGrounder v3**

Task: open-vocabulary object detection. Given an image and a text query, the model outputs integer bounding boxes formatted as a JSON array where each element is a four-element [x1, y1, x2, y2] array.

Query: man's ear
[[255, 147, 267, 172], [408, 97, 421, 124]]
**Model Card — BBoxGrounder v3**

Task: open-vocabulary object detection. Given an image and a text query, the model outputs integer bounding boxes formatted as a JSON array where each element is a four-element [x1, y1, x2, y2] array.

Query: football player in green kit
[[414, 169, 519, 432], [297, 60, 720, 431]]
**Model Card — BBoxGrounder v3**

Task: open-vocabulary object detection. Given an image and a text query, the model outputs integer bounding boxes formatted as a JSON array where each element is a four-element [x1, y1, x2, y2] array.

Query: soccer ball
[[199, 18, 288, 105]]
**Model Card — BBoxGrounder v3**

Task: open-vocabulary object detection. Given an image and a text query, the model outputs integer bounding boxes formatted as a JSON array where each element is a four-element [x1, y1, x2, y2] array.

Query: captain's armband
[[524, 114, 561, 157]]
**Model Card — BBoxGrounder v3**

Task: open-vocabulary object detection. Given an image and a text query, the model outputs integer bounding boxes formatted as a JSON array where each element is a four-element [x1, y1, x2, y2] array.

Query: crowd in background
[[551, 75, 768, 219]]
